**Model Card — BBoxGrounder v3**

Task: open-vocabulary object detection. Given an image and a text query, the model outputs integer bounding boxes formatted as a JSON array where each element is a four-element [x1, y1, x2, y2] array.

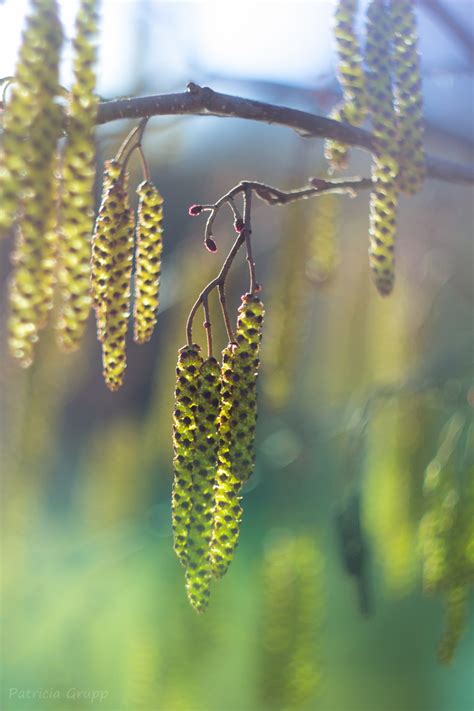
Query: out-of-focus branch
[[418, 0, 474, 65], [96, 83, 474, 185]]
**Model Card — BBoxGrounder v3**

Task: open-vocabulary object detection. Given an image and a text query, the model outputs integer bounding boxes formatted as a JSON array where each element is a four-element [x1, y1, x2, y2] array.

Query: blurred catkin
[[4, 0, 63, 365], [211, 293, 264, 579], [325, 0, 367, 170], [306, 194, 339, 286], [365, 0, 399, 296], [363, 399, 420, 596], [57, 0, 100, 351], [0, 0, 63, 233], [389, 0, 425, 194], [419, 413, 474, 663], [134, 181, 164, 344], [260, 534, 323, 711], [263, 202, 309, 410]]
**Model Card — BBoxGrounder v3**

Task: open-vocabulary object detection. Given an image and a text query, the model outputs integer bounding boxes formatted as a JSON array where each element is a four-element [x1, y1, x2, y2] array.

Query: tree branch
[[96, 83, 474, 185]]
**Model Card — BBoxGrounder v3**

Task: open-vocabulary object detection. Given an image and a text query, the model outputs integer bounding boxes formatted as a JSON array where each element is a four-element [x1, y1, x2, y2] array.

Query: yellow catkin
[[307, 193, 339, 285], [133, 181, 164, 344], [91, 161, 134, 390], [364, 399, 420, 596], [0, 0, 63, 234], [211, 293, 264, 579], [419, 413, 473, 663], [263, 201, 309, 410], [260, 534, 323, 711], [4, 0, 63, 365], [171, 344, 204, 568], [325, 0, 367, 170], [365, 0, 399, 296], [8, 168, 60, 366], [185, 357, 220, 613], [57, 0, 100, 351], [389, 0, 425, 194]]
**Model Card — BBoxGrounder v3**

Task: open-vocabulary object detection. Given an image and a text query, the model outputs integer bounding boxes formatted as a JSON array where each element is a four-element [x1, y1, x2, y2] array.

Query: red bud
[[189, 204, 202, 216], [205, 237, 217, 253]]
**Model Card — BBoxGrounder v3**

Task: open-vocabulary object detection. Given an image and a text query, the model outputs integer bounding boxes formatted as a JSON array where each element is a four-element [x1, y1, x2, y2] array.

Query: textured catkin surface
[[325, 0, 367, 170], [211, 293, 264, 579], [91, 161, 133, 390], [365, 0, 399, 296], [0, 0, 63, 234], [185, 357, 221, 613], [133, 181, 164, 344], [57, 0, 100, 352], [389, 0, 425, 194], [5, 0, 63, 366], [172, 344, 204, 568]]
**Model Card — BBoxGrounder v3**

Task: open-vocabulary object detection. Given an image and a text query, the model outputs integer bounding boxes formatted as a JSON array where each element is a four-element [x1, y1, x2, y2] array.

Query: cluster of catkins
[[0, 0, 100, 366], [91, 163, 164, 390], [326, 0, 425, 296], [172, 293, 264, 612]]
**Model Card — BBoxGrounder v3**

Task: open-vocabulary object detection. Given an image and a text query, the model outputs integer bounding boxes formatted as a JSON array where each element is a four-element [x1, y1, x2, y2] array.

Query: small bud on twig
[[205, 237, 217, 253], [189, 204, 203, 216]]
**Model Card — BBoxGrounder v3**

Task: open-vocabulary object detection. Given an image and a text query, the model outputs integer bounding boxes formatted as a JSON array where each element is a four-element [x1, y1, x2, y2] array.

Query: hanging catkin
[[57, 0, 100, 352], [91, 160, 133, 390], [185, 357, 220, 613], [419, 413, 474, 663], [211, 293, 264, 579], [325, 0, 367, 170], [365, 0, 399, 296], [8, 167, 61, 367], [171, 344, 204, 567], [389, 0, 425, 194], [307, 193, 339, 285], [0, 0, 63, 235], [5, 0, 63, 365], [133, 181, 164, 344]]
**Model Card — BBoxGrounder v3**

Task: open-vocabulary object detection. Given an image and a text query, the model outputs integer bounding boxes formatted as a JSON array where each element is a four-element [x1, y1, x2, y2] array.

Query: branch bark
[[96, 83, 474, 185]]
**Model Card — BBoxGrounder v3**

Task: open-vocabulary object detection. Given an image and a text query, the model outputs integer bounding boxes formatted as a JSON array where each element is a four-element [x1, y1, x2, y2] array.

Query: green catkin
[[0, 0, 63, 234], [4, 0, 63, 364], [171, 344, 204, 568], [389, 0, 425, 194], [264, 203, 308, 410], [419, 414, 474, 663], [325, 0, 367, 170], [185, 357, 220, 613], [365, 0, 399, 296], [211, 293, 264, 579], [260, 535, 323, 711], [91, 161, 133, 390], [307, 193, 339, 285], [133, 181, 164, 344], [57, 0, 100, 352], [8, 170, 60, 367]]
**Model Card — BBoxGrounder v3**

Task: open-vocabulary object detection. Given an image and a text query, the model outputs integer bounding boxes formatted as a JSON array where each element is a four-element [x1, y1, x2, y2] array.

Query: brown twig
[[185, 174, 375, 344], [242, 184, 257, 293], [186, 231, 244, 345], [202, 296, 213, 358], [96, 83, 474, 185]]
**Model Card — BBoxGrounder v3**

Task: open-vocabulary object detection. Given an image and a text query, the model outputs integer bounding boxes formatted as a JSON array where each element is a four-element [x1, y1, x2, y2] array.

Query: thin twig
[[96, 83, 474, 185], [242, 184, 257, 293], [185, 231, 245, 345], [202, 297, 213, 358], [185, 175, 373, 344]]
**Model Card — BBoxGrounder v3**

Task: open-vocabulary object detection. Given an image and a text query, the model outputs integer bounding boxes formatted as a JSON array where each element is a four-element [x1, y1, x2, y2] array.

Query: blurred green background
[[1, 2, 473, 710]]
